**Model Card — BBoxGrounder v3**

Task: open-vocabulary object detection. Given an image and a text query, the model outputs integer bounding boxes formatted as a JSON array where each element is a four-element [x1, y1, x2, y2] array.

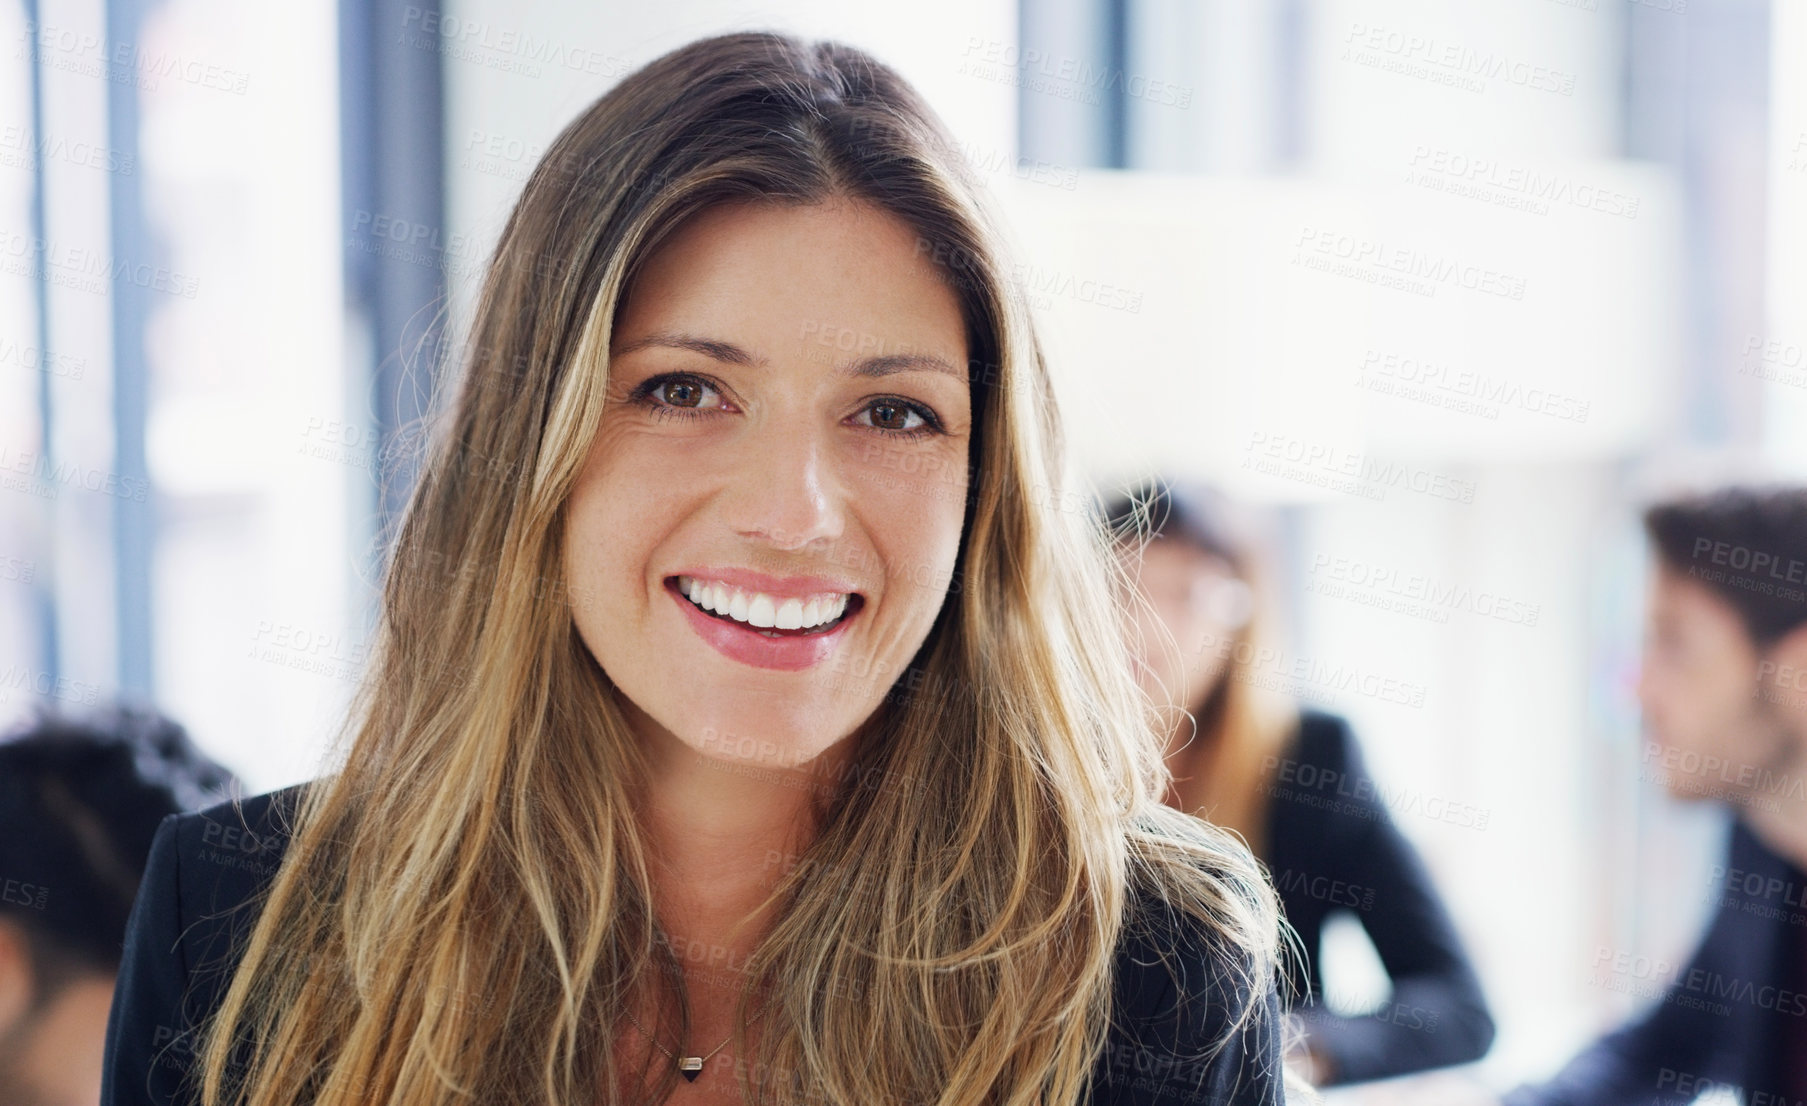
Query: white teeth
[[748, 594, 776, 628], [775, 598, 803, 630], [675, 576, 853, 631]]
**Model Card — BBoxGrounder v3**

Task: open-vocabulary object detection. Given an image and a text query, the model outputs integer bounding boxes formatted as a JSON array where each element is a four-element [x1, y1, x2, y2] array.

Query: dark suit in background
[[1264, 710, 1497, 1084], [1502, 817, 1807, 1106]]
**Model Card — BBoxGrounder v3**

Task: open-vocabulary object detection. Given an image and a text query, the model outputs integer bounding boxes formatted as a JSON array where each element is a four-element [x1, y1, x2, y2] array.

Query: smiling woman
[[570, 200, 973, 701], [100, 30, 1302, 1106]]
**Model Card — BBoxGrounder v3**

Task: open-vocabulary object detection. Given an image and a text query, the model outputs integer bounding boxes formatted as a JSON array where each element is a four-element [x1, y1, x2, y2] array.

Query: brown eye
[[855, 399, 933, 436], [633, 373, 728, 417], [661, 380, 704, 407], [870, 402, 908, 430]]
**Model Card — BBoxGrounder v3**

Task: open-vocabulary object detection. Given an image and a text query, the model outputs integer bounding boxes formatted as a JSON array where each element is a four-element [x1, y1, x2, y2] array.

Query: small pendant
[[679, 1056, 703, 1082]]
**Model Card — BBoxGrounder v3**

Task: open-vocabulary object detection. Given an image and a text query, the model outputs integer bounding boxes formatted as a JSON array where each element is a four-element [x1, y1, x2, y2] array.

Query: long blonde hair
[[194, 32, 1288, 1106]]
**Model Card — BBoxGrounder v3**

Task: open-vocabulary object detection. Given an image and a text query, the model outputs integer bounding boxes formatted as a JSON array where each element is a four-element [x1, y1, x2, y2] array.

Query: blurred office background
[[1, 0, 1802, 1097]]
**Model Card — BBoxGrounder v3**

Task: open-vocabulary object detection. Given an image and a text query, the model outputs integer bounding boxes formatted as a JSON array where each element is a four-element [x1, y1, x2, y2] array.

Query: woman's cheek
[[848, 437, 968, 513]]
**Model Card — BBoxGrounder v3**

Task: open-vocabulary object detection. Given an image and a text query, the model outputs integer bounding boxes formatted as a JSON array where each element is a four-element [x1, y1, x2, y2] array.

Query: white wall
[[440, 0, 1019, 330]]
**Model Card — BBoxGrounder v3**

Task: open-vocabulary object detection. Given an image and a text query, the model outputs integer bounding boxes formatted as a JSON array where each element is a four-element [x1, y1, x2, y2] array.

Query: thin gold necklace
[[621, 997, 770, 1083]]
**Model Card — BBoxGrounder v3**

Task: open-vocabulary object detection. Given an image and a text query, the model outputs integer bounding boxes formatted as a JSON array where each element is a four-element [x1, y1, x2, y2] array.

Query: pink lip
[[665, 577, 863, 672]]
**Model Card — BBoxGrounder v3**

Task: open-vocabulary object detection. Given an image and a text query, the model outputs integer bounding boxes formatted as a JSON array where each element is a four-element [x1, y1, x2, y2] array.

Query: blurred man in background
[[1504, 486, 1807, 1105], [0, 703, 237, 1106]]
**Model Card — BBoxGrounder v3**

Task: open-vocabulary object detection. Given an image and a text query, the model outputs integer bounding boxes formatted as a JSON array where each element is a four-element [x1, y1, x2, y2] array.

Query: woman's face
[[1124, 540, 1250, 716], [564, 199, 974, 775]]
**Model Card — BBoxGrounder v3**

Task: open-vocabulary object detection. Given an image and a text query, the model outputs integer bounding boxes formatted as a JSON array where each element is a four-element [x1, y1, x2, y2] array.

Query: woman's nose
[[724, 421, 847, 551]]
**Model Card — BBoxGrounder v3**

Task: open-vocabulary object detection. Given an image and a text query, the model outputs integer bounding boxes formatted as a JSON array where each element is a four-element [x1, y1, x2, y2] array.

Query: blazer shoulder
[[1114, 880, 1273, 1031], [165, 782, 310, 961], [1288, 708, 1360, 773], [102, 782, 313, 1105], [1727, 815, 1807, 882], [1098, 867, 1286, 1103]]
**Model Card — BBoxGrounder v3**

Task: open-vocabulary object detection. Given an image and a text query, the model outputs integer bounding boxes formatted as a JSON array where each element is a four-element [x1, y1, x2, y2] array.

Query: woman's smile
[[664, 572, 867, 672]]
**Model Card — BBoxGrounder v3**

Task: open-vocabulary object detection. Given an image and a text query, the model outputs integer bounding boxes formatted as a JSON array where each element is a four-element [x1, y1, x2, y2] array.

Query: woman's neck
[[639, 765, 815, 944], [632, 713, 858, 965]]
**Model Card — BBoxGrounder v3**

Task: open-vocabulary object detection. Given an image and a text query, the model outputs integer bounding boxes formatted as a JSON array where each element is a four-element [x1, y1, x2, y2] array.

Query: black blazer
[[102, 785, 1290, 1105], [1264, 710, 1496, 1083], [1500, 816, 1807, 1106]]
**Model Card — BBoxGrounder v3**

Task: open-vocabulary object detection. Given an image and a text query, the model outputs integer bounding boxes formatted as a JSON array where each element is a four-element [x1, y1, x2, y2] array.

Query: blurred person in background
[[1103, 477, 1496, 1088], [0, 702, 237, 1106], [1503, 486, 1807, 1106]]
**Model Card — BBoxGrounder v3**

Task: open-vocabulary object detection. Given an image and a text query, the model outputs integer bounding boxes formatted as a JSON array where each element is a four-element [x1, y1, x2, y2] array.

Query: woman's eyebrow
[[613, 331, 962, 380], [849, 353, 964, 381], [612, 332, 760, 365]]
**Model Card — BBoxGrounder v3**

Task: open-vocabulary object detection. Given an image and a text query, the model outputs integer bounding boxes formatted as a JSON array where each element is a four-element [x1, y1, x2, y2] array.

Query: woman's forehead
[[612, 201, 969, 365]]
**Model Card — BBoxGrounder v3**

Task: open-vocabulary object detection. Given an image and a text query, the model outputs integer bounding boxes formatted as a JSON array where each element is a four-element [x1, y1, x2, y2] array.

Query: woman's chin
[[675, 708, 856, 771]]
